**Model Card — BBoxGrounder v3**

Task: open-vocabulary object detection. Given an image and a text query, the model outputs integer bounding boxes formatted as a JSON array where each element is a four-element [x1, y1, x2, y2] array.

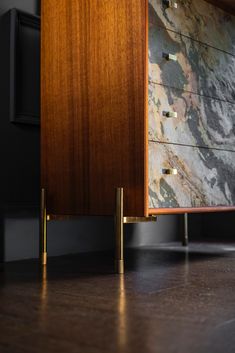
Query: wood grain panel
[[41, 0, 147, 216], [149, 206, 235, 214]]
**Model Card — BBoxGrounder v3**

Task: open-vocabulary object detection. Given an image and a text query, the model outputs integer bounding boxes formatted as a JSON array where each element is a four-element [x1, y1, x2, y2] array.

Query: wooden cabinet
[[41, 0, 147, 217], [41, 0, 235, 218]]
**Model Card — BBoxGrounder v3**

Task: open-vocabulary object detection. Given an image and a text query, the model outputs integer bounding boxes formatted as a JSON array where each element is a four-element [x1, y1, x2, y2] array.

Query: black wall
[[189, 212, 235, 241], [0, 0, 40, 262], [0, 0, 40, 204]]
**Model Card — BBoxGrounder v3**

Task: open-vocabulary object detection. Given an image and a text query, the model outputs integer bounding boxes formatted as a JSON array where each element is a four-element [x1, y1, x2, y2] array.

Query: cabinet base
[[40, 187, 157, 274]]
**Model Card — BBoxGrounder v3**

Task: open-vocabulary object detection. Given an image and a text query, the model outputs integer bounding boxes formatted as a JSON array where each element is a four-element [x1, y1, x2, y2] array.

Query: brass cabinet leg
[[115, 188, 124, 274], [40, 188, 47, 265], [182, 213, 188, 246]]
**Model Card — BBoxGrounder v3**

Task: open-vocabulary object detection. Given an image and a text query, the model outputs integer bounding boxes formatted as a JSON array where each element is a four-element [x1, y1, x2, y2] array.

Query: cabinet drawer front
[[149, 142, 235, 208], [149, 0, 235, 55], [148, 83, 235, 151], [149, 26, 235, 103]]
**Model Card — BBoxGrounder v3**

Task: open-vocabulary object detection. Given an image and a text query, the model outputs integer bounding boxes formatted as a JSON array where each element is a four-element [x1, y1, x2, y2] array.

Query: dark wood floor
[[1, 242, 235, 353]]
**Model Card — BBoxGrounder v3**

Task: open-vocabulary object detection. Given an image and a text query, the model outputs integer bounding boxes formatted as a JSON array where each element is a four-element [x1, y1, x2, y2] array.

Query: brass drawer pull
[[163, 111, 178, 118], [163, 0, 178, 9], [163, 53, 178, 62], [162, 168, 178, 175]]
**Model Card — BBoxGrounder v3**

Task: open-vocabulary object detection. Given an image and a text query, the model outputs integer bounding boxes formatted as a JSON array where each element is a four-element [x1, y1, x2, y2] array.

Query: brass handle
[[163, 111, 178, 118], [163, 53, 178, 62], [163, 0, 178, 9], [162, 168, 178, 175]]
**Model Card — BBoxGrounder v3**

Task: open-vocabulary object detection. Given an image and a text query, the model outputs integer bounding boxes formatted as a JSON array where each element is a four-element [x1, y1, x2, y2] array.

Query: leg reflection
[[184, 248, 189, 283], [39, 265, 48, 324], [118, 275, 127, 348]]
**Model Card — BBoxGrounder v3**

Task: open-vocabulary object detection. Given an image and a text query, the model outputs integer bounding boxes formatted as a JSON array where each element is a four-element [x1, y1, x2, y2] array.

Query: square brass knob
[[163, 53, 178, 62], [163, 111, 178, 118], [162, 168, 178, 175], [163, 0, 178, 9]]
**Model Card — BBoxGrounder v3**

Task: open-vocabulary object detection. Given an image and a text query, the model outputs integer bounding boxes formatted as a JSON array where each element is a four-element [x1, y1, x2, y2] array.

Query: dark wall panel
[[0, 0, 40, 262], [0, 0, 40, 207]]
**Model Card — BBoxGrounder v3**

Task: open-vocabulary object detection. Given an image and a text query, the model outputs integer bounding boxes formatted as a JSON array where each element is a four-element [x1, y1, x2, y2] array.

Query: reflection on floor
[[0, 242, 235, 353]]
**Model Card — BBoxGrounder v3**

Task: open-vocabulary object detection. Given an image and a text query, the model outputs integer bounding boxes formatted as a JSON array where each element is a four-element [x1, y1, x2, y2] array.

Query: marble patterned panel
[[149, 82, 235, 151], [149, 141, 235, 208], [149, 25, 235, 103], [149, 0, 235, 55]]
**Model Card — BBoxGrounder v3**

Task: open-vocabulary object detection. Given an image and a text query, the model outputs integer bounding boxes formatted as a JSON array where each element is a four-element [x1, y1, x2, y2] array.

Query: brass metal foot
[[115, 188, 124, 274], [115, 259, 124, 274], [40, 188, 48, 266]]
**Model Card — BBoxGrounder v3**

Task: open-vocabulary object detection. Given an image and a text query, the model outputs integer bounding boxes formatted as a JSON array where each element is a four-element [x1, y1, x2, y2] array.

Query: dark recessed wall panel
[[10, 9, 40, 124]]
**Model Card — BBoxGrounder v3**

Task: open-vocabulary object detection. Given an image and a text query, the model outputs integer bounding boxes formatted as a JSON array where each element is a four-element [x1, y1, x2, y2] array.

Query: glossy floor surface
[[1, 242, 235, 353]]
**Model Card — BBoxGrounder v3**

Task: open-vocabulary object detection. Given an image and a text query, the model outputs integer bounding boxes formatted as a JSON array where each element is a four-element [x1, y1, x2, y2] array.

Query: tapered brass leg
[[182, 213, 188, 246], [40, 188, 47, 265], [115, 188, 124, 274]]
